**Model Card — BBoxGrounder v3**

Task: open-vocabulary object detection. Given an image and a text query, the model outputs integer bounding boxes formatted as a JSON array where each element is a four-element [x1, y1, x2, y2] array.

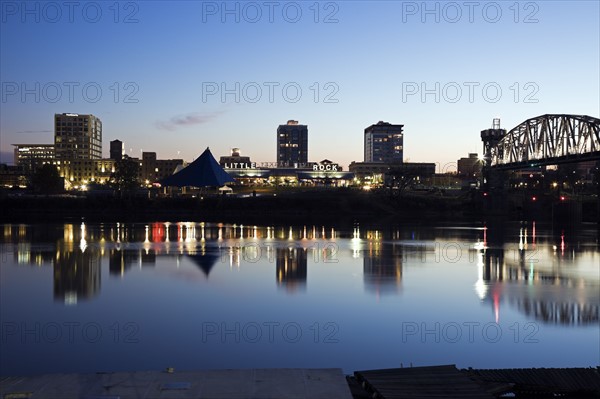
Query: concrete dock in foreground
[[0, 368, 353, 399], [4, 366, 599, 398]]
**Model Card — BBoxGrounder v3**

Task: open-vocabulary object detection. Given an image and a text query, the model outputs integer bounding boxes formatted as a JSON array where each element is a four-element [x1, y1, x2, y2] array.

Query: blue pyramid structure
[[160, 147, 235, 187]]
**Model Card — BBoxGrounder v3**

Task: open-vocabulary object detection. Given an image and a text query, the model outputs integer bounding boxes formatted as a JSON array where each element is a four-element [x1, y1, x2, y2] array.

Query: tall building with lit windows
[[364, 121, 404, 163], [277, 120, 308, 167], [54, 113, 102, 160], [13, 144, 55, 173]]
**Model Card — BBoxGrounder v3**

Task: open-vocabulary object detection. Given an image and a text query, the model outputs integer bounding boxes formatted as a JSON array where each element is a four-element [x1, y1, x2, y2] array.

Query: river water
[[0, 221, 598, 375]]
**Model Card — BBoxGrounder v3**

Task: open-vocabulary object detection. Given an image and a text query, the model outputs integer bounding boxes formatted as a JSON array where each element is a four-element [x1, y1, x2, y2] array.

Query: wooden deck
[[354, 365, 496, 399], [467, 367, 600, 396], [0, 368, 353, 399], [354, 365, 600, 399]]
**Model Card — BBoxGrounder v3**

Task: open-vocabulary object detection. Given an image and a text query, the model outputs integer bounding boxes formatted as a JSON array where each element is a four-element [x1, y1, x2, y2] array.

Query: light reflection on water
[[0, 221, 598, 376]]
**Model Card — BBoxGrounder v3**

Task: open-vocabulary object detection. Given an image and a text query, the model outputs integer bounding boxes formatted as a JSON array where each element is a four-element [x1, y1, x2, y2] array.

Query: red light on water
[[532, 196, 537, 201], [483, 192, 488, 196], [560, 196, 566, 201]]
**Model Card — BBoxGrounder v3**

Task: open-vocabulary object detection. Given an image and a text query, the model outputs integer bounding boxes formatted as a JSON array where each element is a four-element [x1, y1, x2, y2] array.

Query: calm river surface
[[1, 221, 598, 375]]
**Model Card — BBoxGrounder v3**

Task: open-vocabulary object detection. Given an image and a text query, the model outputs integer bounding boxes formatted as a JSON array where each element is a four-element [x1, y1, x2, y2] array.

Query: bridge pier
[[481, 167, 509, 216]]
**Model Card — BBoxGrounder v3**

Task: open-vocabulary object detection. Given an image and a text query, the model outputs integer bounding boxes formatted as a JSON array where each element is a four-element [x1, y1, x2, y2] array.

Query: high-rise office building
[[110, 139, 124, 160], [54, 113, 102, 160], [364, 121, 404, 163], [277, 120, 308, 167]]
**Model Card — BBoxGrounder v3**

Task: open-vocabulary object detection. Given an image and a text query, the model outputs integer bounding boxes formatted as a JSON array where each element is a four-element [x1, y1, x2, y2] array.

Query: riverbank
[[0, 189, 473, 225], [1, 188, 597, 225]]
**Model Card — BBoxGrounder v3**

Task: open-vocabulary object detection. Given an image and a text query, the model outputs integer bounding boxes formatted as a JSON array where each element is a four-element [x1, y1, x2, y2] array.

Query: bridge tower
[[479, 119, 509, 216], [480, 118, 508, 193], [480, 118, 506, 167]]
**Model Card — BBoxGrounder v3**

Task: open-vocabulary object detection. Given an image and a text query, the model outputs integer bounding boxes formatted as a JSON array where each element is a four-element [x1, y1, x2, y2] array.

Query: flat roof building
[[110, 139, 124, 160], [219, 148, 251, 168], [55, 113, 102, 160], [349, 161, 436, 186], [364, 121, 404, 163], [13, 144, 55, 173], [277, 120, 308, 167], [60, 159, 116, 187], [457, 153, 482, 178], [140, 152, 184, 184]]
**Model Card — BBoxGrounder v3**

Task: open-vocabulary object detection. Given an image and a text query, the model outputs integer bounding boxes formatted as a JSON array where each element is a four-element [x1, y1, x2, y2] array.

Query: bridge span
[[481, 114, 600, 170]]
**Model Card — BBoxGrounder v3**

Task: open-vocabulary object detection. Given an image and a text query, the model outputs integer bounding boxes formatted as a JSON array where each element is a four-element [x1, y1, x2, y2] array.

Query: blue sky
[[1, 0, 598, 170]]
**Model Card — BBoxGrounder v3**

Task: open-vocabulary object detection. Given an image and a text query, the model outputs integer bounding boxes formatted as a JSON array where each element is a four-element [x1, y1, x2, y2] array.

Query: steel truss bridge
[[484, 114, 600, 170]]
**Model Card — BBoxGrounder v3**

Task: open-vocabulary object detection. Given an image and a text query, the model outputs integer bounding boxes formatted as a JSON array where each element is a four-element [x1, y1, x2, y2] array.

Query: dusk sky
[[1, 1, 598, 170]]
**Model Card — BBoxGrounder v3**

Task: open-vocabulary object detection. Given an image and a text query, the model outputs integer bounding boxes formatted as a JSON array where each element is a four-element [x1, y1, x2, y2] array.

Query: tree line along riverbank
[[1, 188, 598, 225]]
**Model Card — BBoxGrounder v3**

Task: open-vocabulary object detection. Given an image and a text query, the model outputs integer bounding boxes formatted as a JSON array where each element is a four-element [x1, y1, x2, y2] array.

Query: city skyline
[[1, 1, 598, 170], [1, 1, 599, 387]]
